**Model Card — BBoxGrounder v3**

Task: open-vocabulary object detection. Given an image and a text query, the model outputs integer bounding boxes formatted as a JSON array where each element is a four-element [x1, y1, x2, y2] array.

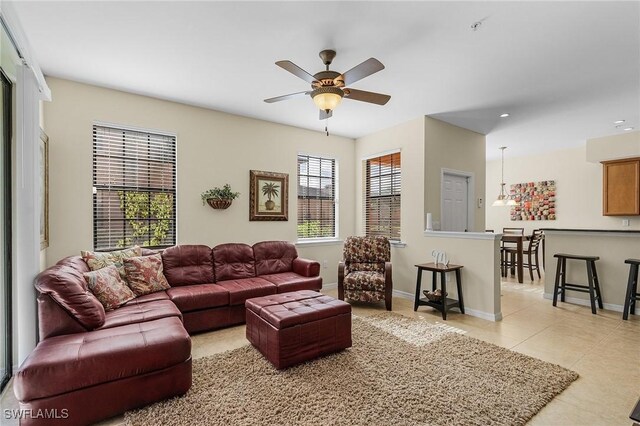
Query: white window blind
[[297, 154, 336, 239], [364, 152, 401, 241], [92, 125, 176, 250]]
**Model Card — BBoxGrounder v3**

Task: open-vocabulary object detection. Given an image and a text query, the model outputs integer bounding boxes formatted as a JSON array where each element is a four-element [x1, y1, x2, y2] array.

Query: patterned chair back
[[343, 236, 390, 274]]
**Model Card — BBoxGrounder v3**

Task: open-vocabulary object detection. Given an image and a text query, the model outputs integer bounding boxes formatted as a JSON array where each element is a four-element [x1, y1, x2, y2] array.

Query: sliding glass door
[[0, 69, 12, 392]]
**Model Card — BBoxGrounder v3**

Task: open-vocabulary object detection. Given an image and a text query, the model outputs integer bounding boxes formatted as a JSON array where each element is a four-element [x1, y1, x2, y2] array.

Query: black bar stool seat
[[552, 253, 603, 314], [554, 253, 599, 262], [623, 259, 640, 320]]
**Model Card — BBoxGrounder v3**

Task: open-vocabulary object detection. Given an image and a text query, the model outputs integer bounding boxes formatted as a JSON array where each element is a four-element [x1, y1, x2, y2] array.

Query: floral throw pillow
[[123, 254, 170, 296], [83, 265, 136, 311], [81, 246, 142, 280]]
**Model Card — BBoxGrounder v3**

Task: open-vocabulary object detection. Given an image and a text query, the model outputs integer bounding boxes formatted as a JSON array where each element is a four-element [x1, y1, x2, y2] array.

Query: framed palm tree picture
[[249, 170, 289, 221]]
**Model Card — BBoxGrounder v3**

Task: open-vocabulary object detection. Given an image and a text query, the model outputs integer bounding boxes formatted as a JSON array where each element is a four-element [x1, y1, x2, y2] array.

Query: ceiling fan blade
[[344, 88, 390, 105], [275, 60, 318, 84], [264, 91, 311, 103], [339, 58, 385, 86], [319, 109, 333, 120]]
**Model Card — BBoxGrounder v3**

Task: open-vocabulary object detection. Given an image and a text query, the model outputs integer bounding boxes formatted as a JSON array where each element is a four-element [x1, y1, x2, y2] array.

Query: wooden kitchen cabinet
[[602, 158, 640, 216]]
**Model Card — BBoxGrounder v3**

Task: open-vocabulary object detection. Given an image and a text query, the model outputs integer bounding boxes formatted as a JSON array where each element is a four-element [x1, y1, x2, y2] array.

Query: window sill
[[295, 238, 344, 247], [390, 241, 407, 248]]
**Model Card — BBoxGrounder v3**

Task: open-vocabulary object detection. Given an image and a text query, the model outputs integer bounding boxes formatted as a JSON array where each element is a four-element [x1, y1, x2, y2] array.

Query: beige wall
[[586, 130, 640, 163], [355, 117, 425, 294], [43, 77, 355, 284], [355, 117, 500, 319], [543, 231, 640, 309], [424, 117, 486, 232], [486, 145, 640, 234]]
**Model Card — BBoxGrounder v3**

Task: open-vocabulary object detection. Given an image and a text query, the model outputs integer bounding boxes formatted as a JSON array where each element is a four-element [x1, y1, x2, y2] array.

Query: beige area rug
[[125, 313, 578, 426]]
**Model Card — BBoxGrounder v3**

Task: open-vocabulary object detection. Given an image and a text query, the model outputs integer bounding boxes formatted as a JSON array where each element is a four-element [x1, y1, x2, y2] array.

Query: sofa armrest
[[384, 262, 393, 288], [292, 257, 320, 277]]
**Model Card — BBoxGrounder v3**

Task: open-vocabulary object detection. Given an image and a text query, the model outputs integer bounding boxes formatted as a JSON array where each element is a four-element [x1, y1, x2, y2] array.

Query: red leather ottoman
[[245, 290, 352, 369]]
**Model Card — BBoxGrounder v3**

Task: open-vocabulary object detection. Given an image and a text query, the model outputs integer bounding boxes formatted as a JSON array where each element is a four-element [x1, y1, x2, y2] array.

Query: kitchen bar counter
[[543, 229, 640, 311], [541, 228, 640, 234]]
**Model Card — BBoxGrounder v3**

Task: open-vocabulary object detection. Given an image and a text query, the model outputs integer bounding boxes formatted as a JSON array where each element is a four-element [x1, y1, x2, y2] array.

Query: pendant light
[[492, 146, 517, 207]]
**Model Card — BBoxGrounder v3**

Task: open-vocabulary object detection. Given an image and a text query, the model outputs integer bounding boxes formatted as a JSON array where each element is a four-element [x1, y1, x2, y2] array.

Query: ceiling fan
[[264, 49, 391, 120]]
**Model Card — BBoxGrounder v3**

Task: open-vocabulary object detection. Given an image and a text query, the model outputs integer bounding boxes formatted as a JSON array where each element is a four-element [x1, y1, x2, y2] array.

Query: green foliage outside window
[[117, 191, 173, 248], [297, 220, 334, 239]]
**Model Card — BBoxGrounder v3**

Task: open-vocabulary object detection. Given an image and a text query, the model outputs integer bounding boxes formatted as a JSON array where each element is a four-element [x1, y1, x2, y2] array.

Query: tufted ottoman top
[[245, 290, 351, 329]]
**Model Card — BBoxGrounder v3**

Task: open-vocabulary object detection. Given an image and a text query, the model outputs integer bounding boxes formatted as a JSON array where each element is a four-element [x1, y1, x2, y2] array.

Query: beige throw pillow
[[83, 265, 136, 311], [81, 246, 142, 279], [123, 254, 170, 296]]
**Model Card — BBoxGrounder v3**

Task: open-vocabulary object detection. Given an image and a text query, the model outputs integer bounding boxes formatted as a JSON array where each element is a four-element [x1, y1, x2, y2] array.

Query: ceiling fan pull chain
[[325, 118, 329, 136]]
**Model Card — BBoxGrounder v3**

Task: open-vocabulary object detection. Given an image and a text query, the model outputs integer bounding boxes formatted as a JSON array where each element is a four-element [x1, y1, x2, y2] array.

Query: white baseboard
[[394, 289, 502, 321], [325, 284, 502, 321], [543, 292, 624, 313], [371, 288, 503, 321], [392, 289, 414, 300], [464, 308, 503, 322]]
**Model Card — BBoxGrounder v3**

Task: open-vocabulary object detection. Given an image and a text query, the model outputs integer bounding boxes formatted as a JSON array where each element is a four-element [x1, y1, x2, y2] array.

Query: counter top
[[541, 228, 640, 234]]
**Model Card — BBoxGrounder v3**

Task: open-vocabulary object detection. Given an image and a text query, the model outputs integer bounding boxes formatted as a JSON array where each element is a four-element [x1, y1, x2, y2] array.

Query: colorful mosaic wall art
[[510, 180, 556, 221]]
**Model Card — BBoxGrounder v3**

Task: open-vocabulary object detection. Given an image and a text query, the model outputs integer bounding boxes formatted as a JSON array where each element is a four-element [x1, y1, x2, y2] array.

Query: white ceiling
[[10, 1, 640, 159]]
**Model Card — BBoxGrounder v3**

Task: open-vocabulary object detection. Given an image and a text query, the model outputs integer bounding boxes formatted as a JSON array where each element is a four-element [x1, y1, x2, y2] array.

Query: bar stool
[[552, 253, 603, 314], [623, 259, 640, 320]]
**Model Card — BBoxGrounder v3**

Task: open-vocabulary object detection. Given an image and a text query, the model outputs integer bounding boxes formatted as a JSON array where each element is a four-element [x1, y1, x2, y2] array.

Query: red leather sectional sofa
[[14, 241, 321, 425]]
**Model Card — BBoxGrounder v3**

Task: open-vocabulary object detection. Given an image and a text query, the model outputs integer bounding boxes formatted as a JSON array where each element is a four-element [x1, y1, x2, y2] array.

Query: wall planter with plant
[[201, 184, 240, 210]]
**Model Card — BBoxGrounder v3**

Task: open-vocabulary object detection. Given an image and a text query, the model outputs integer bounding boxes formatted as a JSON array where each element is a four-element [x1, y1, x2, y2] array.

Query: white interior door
[[442, 173, 469, 232]]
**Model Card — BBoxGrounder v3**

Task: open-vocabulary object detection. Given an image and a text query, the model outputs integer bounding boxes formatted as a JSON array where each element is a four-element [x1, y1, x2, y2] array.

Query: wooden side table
[[414, 262, 464, 320]]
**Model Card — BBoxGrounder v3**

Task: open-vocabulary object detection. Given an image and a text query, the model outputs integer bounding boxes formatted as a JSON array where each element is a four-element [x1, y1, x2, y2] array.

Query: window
[[297, 154, 336, 239], [364, 152, 401, 241], [1, 70, 12, 392], [92, 125, 176, 250]]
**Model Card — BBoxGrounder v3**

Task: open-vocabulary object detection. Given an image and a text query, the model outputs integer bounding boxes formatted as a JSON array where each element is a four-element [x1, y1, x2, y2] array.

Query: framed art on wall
[[510, 180, 556, 221], [39, 129, 49, 248], [249, 170, 289, 221]]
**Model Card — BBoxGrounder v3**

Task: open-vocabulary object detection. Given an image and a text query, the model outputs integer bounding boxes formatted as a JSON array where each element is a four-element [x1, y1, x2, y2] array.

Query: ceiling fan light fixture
[[311, 87, 343, 111]]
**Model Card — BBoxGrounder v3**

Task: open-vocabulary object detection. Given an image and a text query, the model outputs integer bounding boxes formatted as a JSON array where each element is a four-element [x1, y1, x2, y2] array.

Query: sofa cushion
[[123, 254, 171, 296], [166, 284, 229, 312], [14, 316, 191, 402], [84, 265, 136, 311], [98, 300, 182, 330], [261, 272, 322, 293], [253, 241, 298, 275], [81, 246, 143, 280], [343, 271, 386, 292], [217, 277, 277, 306], [123, 291, 170, 306], [35, 265, 106, 330], [213, 243, 256, 281], [162, 245, 214, 286]]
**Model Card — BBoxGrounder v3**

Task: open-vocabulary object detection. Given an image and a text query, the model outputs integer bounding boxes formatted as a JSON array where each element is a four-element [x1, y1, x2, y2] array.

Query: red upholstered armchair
[[338, 236, 392, 311]]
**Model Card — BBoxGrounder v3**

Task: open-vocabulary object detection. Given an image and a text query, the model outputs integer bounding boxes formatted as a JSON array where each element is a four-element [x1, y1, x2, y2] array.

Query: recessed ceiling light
[[614, 120, 625, 124], [500, 113, 510, 118], [624, 127, 634, 131]]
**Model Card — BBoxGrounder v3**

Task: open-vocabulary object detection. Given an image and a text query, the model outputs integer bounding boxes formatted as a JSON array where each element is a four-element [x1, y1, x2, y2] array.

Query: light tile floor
[[2, 275, 638, 425]]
